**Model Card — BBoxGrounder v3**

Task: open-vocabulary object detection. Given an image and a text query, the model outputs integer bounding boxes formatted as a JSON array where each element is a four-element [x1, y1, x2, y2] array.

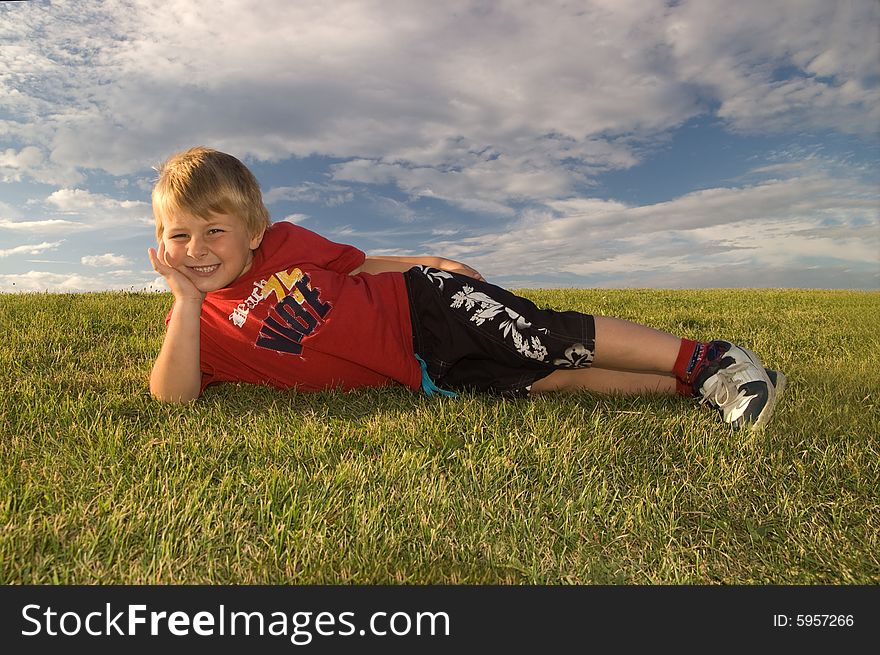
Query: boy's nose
[[187, 237, 208, 259]]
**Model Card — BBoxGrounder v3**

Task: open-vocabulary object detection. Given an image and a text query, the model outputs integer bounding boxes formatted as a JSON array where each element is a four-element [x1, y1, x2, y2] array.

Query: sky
[[0, 0, 878, 292]]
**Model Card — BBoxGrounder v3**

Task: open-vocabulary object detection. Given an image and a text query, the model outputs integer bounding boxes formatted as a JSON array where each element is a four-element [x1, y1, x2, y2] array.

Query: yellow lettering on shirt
[[261, 267, 306, 304], [276, 268, 306, 303]]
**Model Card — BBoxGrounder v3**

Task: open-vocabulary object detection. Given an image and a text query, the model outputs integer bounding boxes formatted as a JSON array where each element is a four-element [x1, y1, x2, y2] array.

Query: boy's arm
[[148, 245, 205, 403], [149, 298, 203, 403], [350, 256, 485, 281]]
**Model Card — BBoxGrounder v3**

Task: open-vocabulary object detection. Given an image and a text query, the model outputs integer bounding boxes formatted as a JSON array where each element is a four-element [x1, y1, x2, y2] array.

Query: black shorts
[[403, 266, 596, 398]]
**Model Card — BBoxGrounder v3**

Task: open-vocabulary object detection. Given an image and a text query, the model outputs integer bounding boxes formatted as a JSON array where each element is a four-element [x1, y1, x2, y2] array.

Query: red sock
[[672, 339, 709, 395], [675, 378, 693, 397]]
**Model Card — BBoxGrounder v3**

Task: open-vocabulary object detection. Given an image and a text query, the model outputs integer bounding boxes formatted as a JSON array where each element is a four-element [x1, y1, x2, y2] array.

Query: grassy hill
[[1, 289, 877, 584]]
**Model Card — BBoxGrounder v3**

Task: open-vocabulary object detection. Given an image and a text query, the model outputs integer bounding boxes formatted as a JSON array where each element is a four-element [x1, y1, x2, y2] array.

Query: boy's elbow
[[149, 377, 201, 404]]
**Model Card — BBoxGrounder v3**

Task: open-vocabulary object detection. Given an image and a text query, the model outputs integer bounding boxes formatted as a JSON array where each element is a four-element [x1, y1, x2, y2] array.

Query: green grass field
[[1, 289, 877, 584]]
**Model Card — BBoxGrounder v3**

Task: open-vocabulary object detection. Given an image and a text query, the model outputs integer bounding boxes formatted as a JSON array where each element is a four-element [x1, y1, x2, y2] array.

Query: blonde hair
[[152, 147, 271, 240]]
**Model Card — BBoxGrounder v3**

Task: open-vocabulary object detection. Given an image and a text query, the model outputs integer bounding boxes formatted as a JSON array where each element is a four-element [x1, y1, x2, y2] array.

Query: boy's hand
[[148, 242, 205, 302], [438, 259, 485, 282]]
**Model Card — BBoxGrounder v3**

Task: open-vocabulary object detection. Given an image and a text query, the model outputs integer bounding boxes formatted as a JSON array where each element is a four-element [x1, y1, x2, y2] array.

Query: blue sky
[[1, 0, 878, 292]]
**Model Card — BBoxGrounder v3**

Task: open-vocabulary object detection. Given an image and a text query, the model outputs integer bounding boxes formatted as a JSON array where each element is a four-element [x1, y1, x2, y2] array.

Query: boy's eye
[[208, 228, 224, 235], [170, 234, 188, 240]]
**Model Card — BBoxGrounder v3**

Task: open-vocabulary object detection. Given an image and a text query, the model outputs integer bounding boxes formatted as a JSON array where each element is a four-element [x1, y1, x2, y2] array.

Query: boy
[[148, 147, 785, 430]]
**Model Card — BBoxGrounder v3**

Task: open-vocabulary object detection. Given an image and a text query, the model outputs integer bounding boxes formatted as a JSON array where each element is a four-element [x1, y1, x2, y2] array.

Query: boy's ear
[[249, 227, 266, 250]]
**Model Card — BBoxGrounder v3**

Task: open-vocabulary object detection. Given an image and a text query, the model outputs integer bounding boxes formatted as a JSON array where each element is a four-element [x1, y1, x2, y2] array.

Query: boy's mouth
[[188, 263, 220, 276]]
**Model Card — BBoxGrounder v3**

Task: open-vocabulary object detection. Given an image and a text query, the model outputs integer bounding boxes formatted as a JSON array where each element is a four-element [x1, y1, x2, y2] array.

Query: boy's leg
[[535, 316, 782, 430], [531, 367, 677, 395], [529, 316, 680, 395], [406, 268, 782, 429], [590, 316, 681, 373], [531, 366, 786, 399]]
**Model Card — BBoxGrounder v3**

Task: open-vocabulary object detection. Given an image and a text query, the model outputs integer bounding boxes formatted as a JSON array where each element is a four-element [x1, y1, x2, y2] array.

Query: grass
[[0, 289, 878, 584]]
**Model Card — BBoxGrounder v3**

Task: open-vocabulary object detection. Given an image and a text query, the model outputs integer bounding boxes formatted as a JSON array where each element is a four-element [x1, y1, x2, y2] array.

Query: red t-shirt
[[167, 221, 421, 393]]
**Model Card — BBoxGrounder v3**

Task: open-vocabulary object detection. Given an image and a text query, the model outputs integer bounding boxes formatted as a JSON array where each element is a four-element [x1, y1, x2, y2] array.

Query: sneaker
[[693, 341, 782, 430], [764, 369, 787, 399]]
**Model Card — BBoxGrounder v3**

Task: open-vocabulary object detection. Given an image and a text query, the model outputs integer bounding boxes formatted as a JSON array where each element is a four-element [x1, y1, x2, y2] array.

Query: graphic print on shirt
[[255, 267, 332, 355], [228, 279, 268, 327]]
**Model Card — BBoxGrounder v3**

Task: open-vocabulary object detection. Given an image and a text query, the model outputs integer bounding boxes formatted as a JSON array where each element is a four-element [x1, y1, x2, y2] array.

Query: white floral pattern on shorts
[[415, 266, 592, 367], [407, 266, 597, 395], [553, 342, 595, 368], [415, 265, 595, 369], [450, 284, 550, 361]]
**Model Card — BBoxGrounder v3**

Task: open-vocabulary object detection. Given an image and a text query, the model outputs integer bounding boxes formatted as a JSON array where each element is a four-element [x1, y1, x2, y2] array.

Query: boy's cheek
[[161, 243, 183, 268]]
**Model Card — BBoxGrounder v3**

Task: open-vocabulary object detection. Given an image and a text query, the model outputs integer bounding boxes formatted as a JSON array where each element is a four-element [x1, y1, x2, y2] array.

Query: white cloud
[[0, 188, 152, 237], [0, 188, 153, 237], [150, 276, 169, 292], [427, 160, 879, 287], [81, 253, 131, 267], [279, 214, 309, 224], [0, 270, 160, 293], [46, 188, 148, 214], [0, 241, 63, 258], [1, 0, 875, 210], [0, 218, 87, 233], [666, 0, 880, 134], [330, 153, 576, 216], [264, 183, 354, 207], [0, 1, 877, 290], [0, 146, 44, 182]]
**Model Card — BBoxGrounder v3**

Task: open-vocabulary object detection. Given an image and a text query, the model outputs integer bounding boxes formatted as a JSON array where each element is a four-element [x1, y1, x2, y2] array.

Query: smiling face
[[161, 211, 265, 293]]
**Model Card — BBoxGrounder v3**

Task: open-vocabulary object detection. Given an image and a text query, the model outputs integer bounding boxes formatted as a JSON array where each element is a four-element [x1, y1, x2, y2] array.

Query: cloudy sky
[[1, 0, 878, 292]]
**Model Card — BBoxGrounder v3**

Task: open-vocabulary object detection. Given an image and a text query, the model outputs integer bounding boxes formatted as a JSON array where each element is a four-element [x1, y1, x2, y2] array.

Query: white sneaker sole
[[738, 346, 779, 430]]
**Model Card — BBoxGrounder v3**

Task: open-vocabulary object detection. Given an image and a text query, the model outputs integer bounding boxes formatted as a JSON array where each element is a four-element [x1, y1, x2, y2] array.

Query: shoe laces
[[699, 362, 749, 411]]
